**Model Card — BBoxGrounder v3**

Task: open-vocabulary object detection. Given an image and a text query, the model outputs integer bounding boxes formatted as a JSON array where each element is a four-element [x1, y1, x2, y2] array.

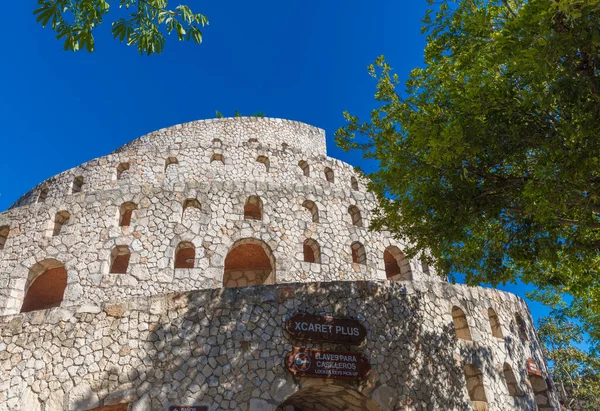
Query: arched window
[[0, 225, 8, 250], [282, 143, 289, 150], [116, 162, 130, 179], [182, 198, 201, 220], [210, 153, 224, 164], [248, 137, 259, 143], [324, 167, 334, 183], [515, 313, 528, 341], [384, 246, 412, 280], [256, 156, 270, 172], [53, 210, 70, 236], [350, 176, 359, 190], [110, 245, 131, 274], [488, 308, 503, 338], [165, 156, 178, 172], [351, 241, 366, 265], [223, 238, 275, 287], [348, 205, 363, 227], [212, 138, 222, 146], [452, 306, 472, 340], [175, 242, 195, 268], [72, 176, 84, 193], [119, 202, 138, 227], [527, 359, 551, 408], [503, 363, 521, 397], [244, 196, 263, 220], [298, 160, 310, 177], [20, 259, 67, 313], [303, 239, 321, 263], [38, 188, 49, 203], [302, 200, 319, 223], [464, 364, 487, 404]]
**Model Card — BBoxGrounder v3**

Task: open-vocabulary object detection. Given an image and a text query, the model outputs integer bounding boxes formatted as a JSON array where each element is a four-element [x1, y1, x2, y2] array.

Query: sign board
[[168, 406, 208, 411], [526, 358, 542, 376], [285, 347, 371, 381], [285, 314, 367, 345]]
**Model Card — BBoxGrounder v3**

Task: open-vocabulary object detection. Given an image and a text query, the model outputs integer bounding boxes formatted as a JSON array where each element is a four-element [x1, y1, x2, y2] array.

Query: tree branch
[[502, 0, 518, 18]]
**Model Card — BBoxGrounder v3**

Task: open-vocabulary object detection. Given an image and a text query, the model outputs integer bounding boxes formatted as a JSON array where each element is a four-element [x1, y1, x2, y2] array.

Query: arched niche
[[223, 238, 275, 287], [351, 241, 366, 265], [515, 313, 529, 341], [164, 156, 179, 175], [348, 205, 363, 227], [20, 259, 67, 313], [302, 200, 319, 223], [298, 160, 310, 177], [110, 245, 131, 274], [244, 196, 263, 220], [38, 187, 49, 203], [119, 202, 138, 227], [53, 210, 70, 236], [182, 198, 202, 222], [72, 176, 84, 193], [174, 241, 195, 268], [503, 363, 521, 397], [384, 246, 412, 280], [488, 308, 503, 338], [116, 162, 130, 179], [464, 364, 488, 405], [0, 225, 9, 250], [303, 239, 321, 263], [324, 167, 335, 183], [452, 306, 472, 341], [256, 155, 270, 172]]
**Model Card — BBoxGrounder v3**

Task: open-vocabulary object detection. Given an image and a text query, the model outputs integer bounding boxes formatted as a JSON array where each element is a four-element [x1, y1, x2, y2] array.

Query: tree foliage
[[537, 314, 600, 410], [34, 0, 208, 54], [215, 110, 265, 118], [336, 0, 600, 335]]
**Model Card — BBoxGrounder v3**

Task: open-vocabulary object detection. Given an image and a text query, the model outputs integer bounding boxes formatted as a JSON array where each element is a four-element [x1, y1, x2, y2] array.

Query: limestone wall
[[0, 281, 558, 411], [0, 117, 559, 410], [0, 118, 434, 316]]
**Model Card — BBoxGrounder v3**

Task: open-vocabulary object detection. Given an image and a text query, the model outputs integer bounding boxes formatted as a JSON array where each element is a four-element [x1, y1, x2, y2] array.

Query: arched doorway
[[223, 238, 275, 287], [277, 385, 382, 411]]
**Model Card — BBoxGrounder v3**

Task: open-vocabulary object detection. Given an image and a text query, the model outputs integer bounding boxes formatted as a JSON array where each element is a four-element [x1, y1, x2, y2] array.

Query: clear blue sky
[[0, 1, 551, 323]]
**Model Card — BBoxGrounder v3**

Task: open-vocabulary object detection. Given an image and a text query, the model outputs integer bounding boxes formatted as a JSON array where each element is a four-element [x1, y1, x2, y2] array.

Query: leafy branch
[[33, 0, 208, 55]]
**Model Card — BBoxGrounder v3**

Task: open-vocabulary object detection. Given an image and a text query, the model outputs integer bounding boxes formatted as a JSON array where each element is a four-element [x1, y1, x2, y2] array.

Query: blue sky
[[0, 1, 551, 322]]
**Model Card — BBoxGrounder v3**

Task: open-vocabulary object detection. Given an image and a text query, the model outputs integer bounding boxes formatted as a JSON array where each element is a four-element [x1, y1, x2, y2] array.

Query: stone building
[[0, 117, 559, 410]]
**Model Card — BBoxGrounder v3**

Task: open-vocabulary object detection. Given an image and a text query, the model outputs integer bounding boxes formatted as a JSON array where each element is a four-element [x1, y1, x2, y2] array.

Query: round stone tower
[[0, 118, 559, 410]]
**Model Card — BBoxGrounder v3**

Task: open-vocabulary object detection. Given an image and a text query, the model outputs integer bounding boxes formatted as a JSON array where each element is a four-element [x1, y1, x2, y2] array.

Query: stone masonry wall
[[0, 117, 559, 410], [0, 281, 557, 411], [0, 118, 434, 316]]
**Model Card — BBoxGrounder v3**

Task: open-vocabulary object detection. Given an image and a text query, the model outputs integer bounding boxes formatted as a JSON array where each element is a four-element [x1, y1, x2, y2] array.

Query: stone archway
[[223, 238, 275, 287], [277, 385, 382, 411]]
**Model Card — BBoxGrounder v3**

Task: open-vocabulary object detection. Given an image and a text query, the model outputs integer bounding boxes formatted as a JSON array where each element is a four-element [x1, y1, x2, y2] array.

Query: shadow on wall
[[70, 282, 485, 411]]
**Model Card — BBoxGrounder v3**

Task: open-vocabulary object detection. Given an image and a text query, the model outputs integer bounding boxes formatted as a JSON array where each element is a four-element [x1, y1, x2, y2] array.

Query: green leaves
[[34, 0, 208, 55], [336, 0, 600, 344], [537, 313, 600, 409]]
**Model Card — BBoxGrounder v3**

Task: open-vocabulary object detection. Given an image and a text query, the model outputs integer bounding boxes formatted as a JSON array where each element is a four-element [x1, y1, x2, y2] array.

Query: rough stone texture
[[0, 117, 559, 410]]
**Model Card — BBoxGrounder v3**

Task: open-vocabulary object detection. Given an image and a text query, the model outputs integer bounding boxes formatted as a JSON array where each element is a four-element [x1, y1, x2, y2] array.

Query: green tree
[[34, 0, 208, 54], [538, 315, 600, 410], [336, 0, 600, 337]]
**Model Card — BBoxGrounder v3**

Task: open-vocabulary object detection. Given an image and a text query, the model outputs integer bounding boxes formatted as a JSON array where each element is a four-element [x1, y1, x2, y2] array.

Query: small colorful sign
[[526, 358, 542, 376], [285, 347, 371, 381], [285, 314, 367, 345]]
